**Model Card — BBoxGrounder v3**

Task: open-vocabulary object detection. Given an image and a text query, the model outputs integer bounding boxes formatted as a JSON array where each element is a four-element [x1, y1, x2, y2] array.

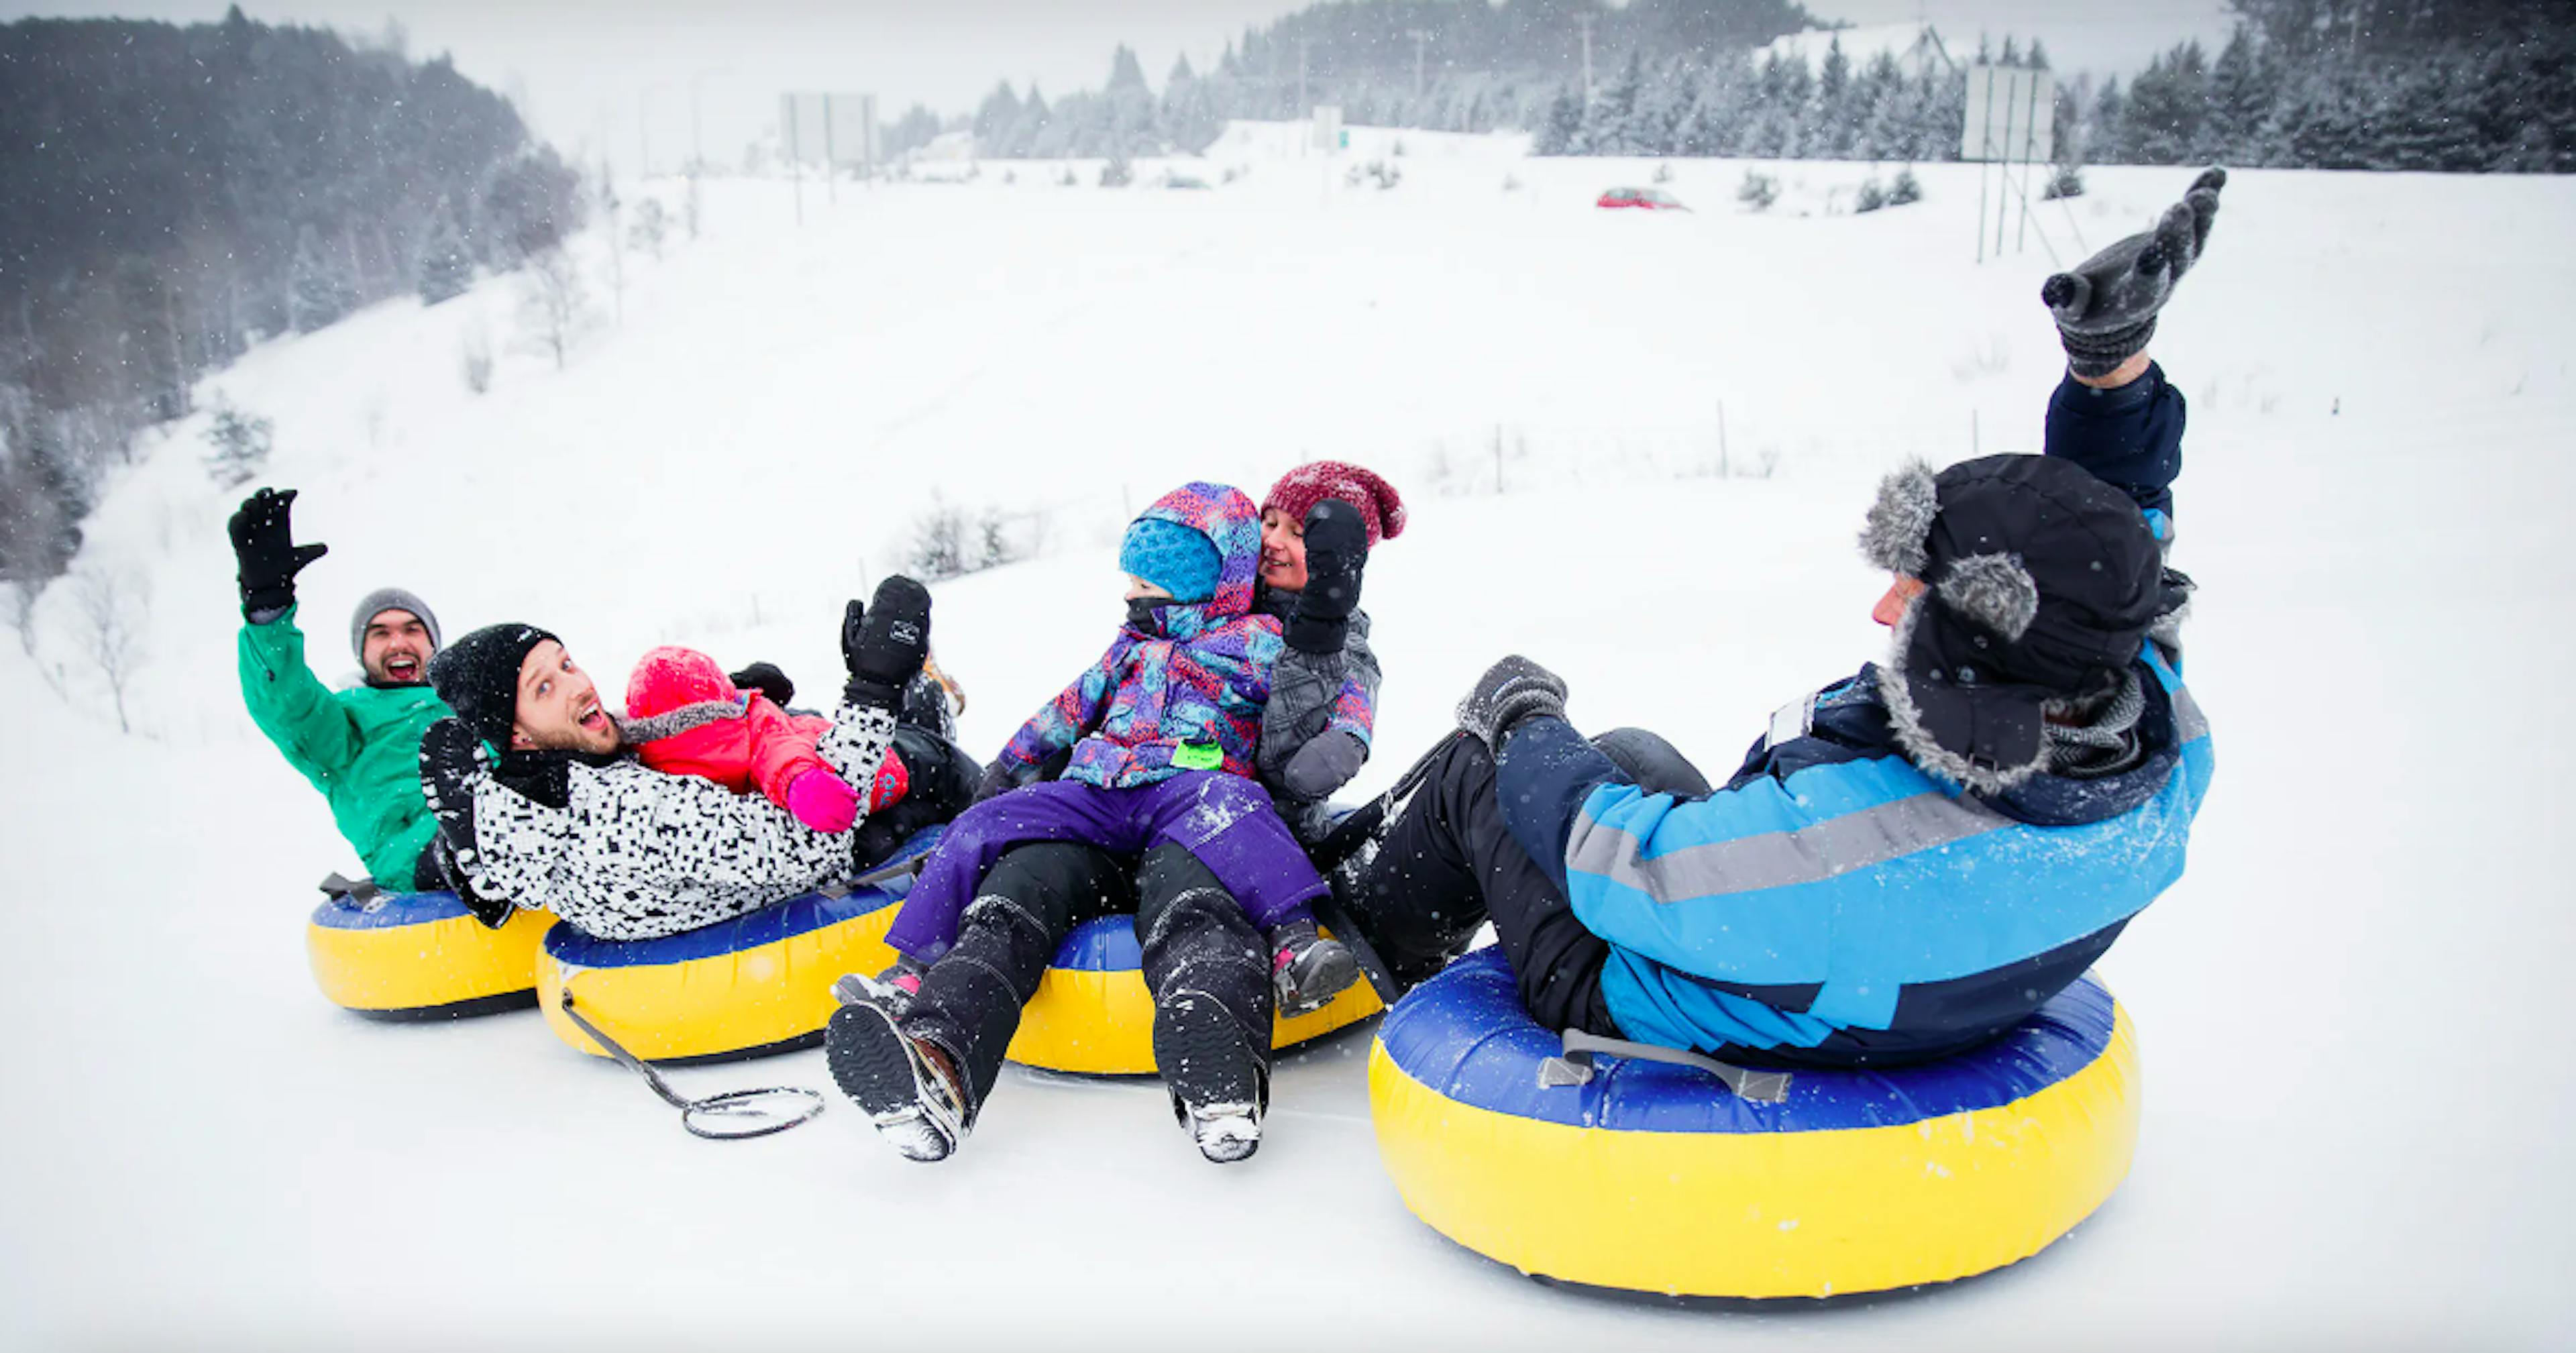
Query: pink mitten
[[786, 767, 860, 833]]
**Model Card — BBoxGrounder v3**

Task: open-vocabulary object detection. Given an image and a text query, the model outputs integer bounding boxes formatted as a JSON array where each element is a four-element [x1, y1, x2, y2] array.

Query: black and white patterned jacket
[[464, 701, 897, 940]]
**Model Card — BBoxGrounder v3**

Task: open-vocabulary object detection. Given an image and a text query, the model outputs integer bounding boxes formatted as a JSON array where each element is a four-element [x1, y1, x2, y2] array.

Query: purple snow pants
[[885, 771, 1328, 963]]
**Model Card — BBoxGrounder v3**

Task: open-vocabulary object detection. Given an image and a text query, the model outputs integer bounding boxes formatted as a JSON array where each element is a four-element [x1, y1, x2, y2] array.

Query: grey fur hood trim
[[616, 698, 743, 745], [1874, 592, 2052, 796], [1858, 459, 1939, 578]]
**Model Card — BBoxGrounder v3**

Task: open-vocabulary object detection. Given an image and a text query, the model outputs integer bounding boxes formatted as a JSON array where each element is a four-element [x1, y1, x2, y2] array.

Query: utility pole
[[1576, 12, 1597, 103], [639, 89, 651, 178], [1298, 38, 1309, 119], [1407, 29, 1431, 102], [690, 72, 706, 170]]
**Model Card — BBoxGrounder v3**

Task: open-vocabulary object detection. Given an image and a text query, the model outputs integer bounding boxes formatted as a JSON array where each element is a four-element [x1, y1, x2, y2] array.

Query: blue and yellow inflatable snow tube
[[535, 828, 942, 1065], [1368, 948, 2140, 1301], [1006, 915, 1384, 1075], [307, 889, 552, 1020]]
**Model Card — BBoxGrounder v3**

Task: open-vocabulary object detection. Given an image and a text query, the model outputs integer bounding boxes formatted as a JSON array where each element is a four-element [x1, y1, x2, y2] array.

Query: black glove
[[2041, 167, 2225, 378], [1285, 500, 1368, 655], [417, 718, 513, 928], [729, 661, 796, 706], [1455, 655, 1568, 751], [843, 575, 933, 708], [974, 759, 1023, 804], [227, 487, 329, 616]]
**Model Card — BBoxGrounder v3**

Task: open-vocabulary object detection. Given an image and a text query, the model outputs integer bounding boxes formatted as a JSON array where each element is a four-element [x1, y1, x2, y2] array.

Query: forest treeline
[[921, 0, 2575, 174], [0, 7, 581, 586]]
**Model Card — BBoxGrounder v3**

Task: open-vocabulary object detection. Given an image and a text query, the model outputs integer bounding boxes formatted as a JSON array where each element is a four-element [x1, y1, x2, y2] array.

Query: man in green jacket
[[232, 487, 453, 891]]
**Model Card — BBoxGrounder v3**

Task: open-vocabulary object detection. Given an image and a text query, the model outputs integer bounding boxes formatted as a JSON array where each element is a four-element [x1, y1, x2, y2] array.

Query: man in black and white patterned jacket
[[416, 578, 963, 942]]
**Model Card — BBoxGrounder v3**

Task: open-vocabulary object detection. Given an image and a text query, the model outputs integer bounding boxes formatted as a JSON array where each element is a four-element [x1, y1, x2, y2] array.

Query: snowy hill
[[5, 129, 2573, 1347]]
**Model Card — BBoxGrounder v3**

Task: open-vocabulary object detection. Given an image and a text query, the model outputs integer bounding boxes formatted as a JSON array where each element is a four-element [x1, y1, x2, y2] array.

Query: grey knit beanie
[[350, 587, 442, 660]]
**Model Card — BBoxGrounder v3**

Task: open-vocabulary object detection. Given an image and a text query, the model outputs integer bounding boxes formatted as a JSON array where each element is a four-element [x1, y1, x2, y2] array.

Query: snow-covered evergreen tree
[[288, 225, 358, 333], [200, 395, 273, 489], [417, 197, 474, 307]]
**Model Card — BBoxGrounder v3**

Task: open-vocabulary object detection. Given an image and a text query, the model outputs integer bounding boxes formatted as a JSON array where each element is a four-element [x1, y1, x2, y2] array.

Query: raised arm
[[1260, 500, 1379, 803], [238, 608, 364, 781]]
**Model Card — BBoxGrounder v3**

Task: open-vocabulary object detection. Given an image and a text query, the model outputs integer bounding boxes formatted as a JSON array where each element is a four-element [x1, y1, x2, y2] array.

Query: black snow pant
[[851, 726, 982, 871], [1337, 728, 1711, 1038], [902, 840, 1274, 1116]]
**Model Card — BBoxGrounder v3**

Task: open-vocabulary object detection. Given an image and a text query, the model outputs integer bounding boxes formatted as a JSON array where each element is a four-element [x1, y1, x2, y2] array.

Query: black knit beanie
[[427, 623, 557, 753]]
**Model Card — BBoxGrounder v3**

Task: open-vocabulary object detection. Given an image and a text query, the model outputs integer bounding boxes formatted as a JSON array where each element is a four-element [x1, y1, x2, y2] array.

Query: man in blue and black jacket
[[1338, 170, 2224, 1067]]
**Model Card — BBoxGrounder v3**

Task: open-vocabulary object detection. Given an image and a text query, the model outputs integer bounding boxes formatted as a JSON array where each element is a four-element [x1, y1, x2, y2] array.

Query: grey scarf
[[2044, 669, 2147, 779]]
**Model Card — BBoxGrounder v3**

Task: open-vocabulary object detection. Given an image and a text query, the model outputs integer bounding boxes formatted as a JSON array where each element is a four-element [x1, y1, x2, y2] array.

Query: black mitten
[[417, 718, 513, 928], [729, 661, 796, 706], [2042, 167, 2226, 378], [1285, 500, 1368, 655], [843, 576, 933, 708], [973, 759, 1024, 804], [227, 487, 329, 616], [1456, 655, 1569, 751]]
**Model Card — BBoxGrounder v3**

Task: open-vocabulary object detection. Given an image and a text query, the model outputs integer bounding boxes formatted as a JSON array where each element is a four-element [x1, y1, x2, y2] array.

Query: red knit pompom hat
[[1259, 461, 1407, 547]]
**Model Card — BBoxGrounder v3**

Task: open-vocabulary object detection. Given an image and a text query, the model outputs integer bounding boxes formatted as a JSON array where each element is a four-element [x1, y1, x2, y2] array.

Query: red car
[[1597, 186, 1690, 211]]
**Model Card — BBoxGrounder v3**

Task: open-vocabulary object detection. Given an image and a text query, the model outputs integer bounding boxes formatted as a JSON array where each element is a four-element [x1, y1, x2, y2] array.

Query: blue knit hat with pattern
[[1118, 517, 1220, 604]]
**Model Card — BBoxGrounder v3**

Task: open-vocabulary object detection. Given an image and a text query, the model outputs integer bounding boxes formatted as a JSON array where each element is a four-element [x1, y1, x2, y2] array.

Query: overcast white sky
[[7, 1, 2235, 170]]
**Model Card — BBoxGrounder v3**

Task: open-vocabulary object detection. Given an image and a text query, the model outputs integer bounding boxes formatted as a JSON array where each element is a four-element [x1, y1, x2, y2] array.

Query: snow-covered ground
[[4, 127, 2572, 1348]]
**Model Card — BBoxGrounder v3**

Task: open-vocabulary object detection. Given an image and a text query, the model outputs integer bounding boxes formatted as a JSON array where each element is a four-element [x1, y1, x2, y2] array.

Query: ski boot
[[1267, 917, 1360, 1017], [825, 999, 970, 1163], [1152, 987, 1269, 1164]]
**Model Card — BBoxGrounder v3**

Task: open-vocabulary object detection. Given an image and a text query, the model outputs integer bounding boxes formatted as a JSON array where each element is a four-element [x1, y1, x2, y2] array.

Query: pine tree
[[2202, 30, 2266, 164], [0, 425, 89, 586], [1538, 87, 1585, 155], [1591, 50, 1646, 155], [973, 80, 1024, 148], [201, 395, 274, 488], [2125, 42, 2210, 165], [288, 224, 358, 332], [1107, 44, 1148, 93], [1816, 36, 1854, 156], [417, 197, 474, 306], [2090, 77, 2129, 163]]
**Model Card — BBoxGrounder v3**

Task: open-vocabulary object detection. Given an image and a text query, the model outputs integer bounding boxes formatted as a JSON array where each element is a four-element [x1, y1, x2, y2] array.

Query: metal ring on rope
[[557, 987, 826, 1140]]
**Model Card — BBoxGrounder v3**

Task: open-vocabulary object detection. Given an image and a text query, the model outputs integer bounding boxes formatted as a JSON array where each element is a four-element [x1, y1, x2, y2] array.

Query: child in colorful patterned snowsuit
[[620, 645, 909, 833], [883, 482, 1359, 1014]]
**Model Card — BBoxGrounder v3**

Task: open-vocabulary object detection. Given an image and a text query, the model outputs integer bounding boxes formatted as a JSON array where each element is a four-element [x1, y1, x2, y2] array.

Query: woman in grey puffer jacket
[[1250, 462, 1404, 842]]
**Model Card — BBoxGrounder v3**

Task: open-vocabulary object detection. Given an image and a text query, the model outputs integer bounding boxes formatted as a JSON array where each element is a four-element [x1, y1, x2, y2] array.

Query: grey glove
[[1456, 655, 1568, 751], [2042, 167, 2226, 378], [1279, 729, 1366, 802]]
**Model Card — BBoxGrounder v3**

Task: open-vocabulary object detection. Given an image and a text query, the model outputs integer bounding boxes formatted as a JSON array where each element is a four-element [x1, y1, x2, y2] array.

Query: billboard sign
[[1960, 66, 2053, 164], [780, 93, 877, 170]]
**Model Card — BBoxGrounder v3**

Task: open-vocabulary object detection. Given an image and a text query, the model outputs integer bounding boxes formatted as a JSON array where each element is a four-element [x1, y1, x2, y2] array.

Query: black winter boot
[[1151, 985, 1269, 1164], [1267, 916, 1360, 1016], [826, 999, 972, 1163], [1134, 844, 1277, 1165]]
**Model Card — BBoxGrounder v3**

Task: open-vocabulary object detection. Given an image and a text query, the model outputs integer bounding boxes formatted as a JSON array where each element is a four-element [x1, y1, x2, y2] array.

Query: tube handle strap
[[1540, 1028, 1792, 1104]]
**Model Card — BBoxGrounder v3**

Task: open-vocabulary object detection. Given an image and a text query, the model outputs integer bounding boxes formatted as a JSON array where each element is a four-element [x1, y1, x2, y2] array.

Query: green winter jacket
[[238, 606, 451, 887]]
